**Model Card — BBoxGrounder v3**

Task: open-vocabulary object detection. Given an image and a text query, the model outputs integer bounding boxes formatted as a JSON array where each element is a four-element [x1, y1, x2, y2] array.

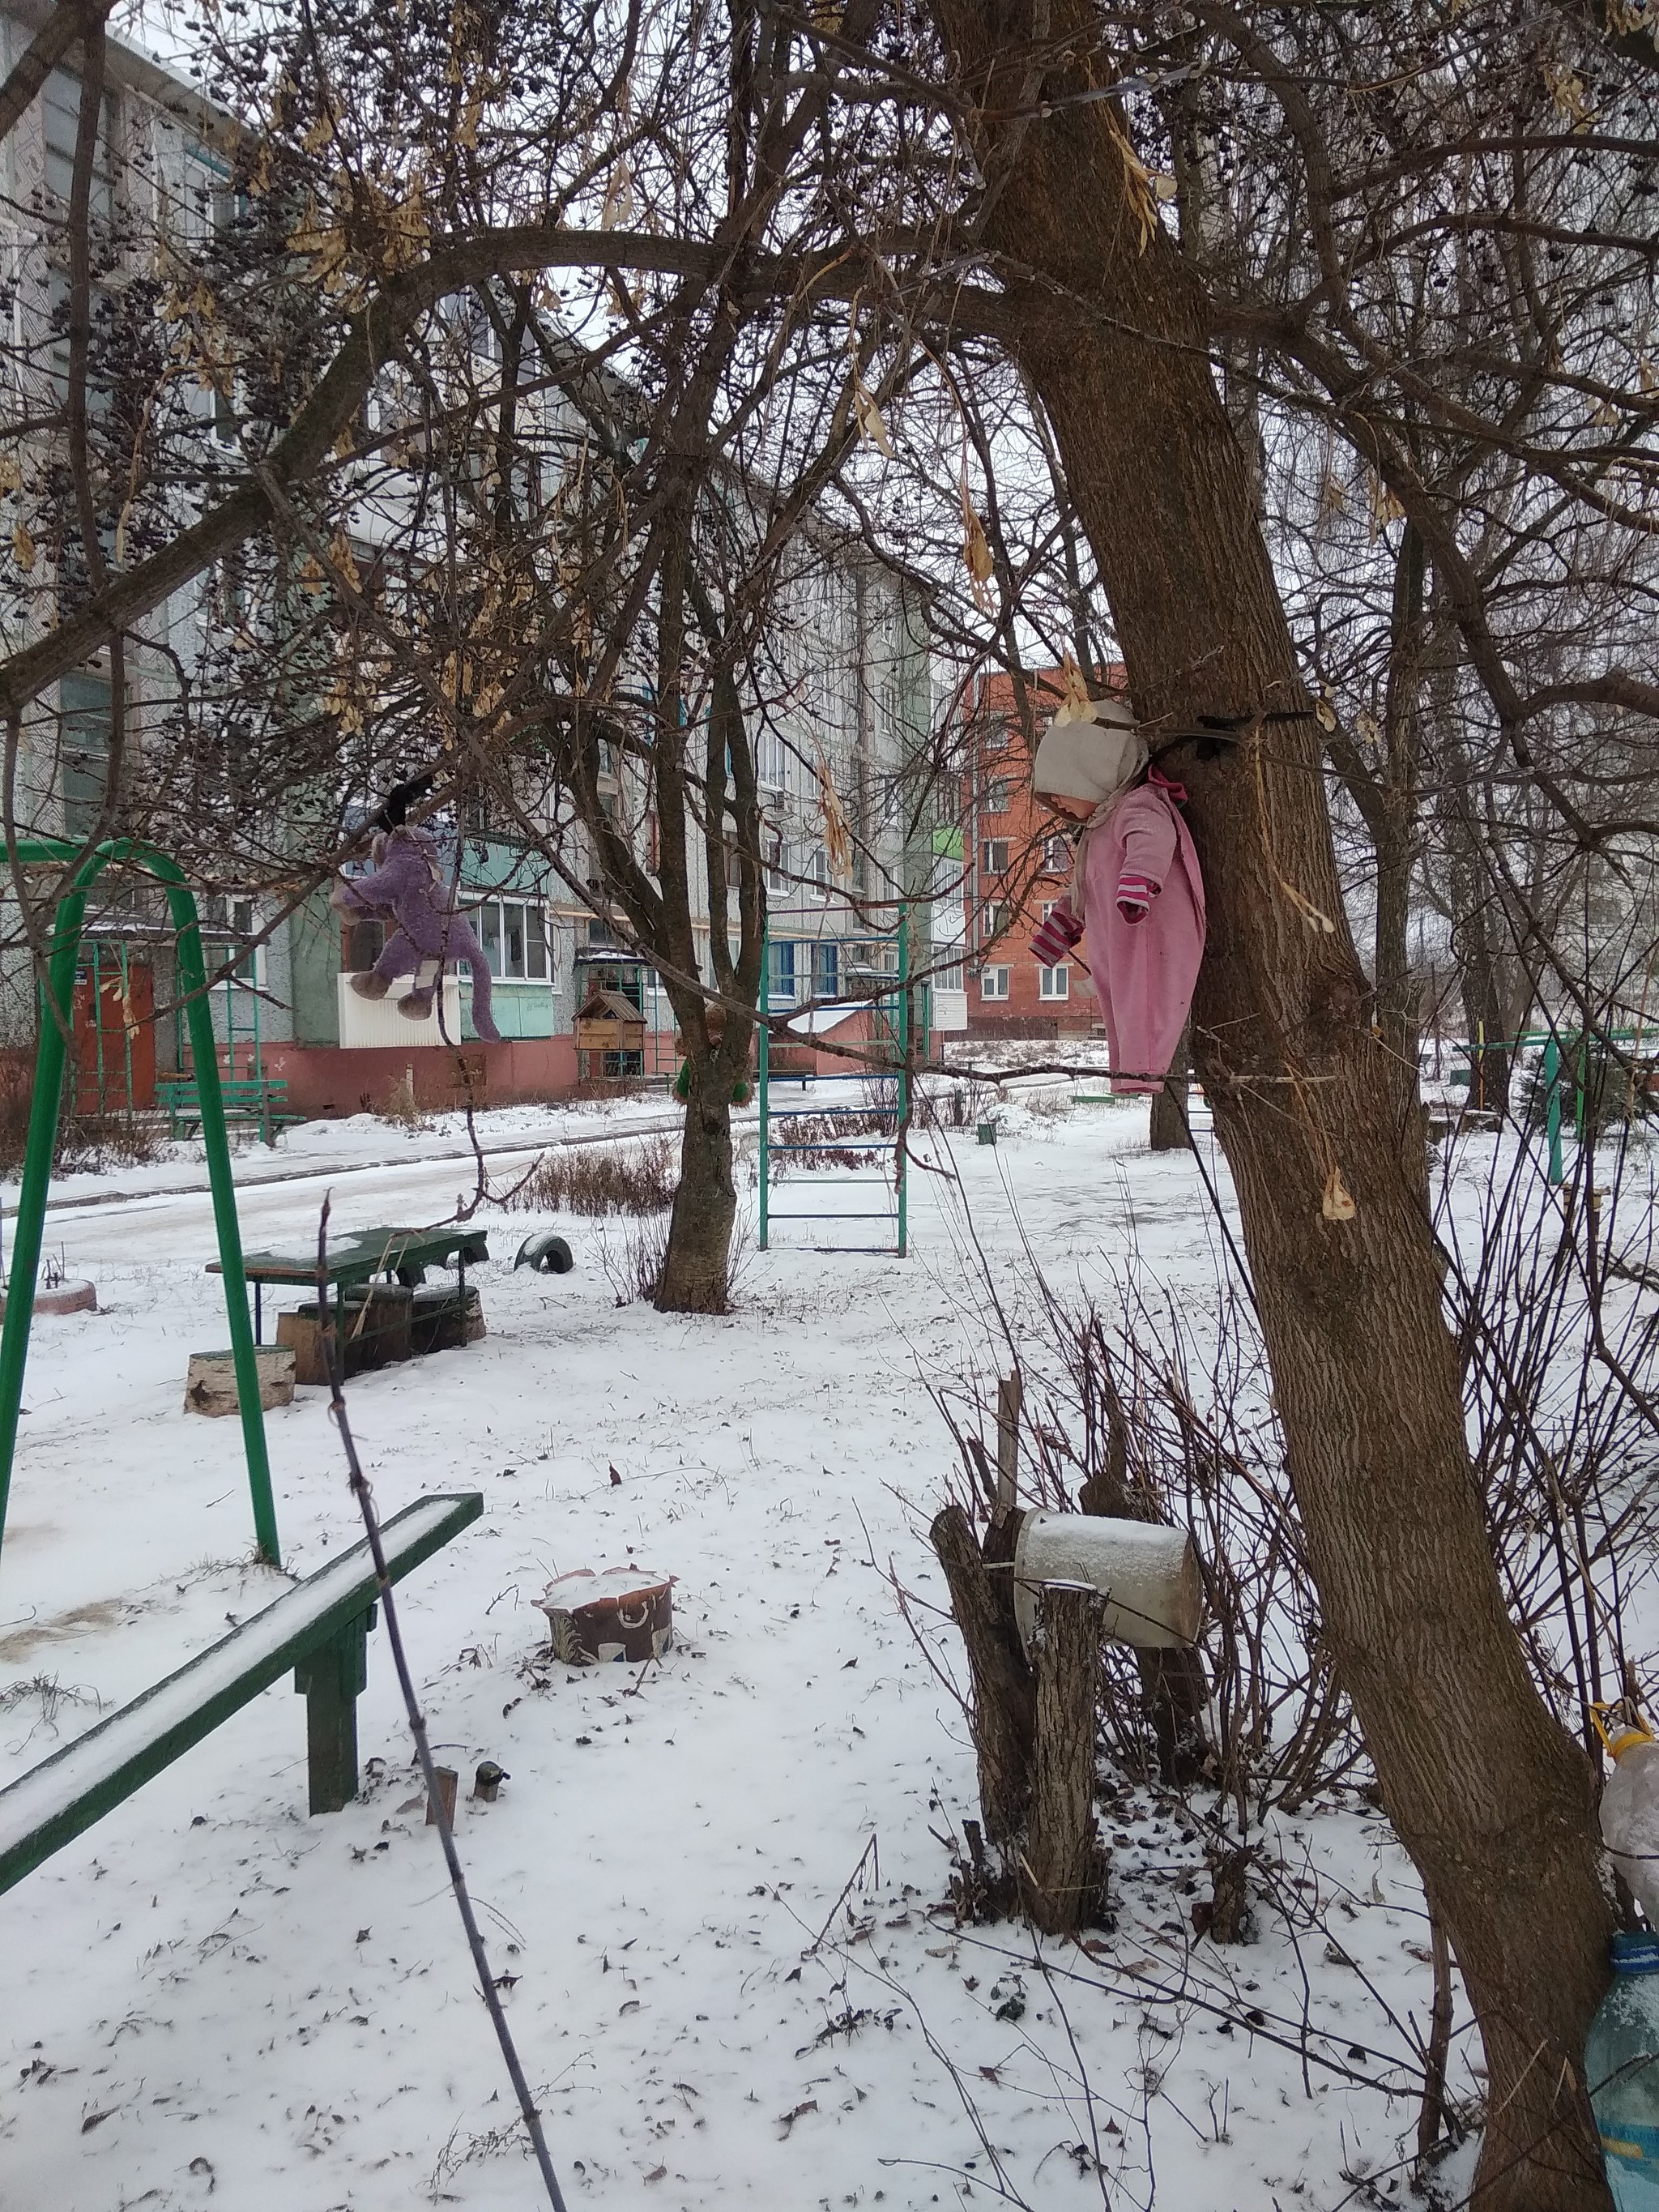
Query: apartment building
[[960, 668, 1108, 1041], [0, 14, 942, 1115]]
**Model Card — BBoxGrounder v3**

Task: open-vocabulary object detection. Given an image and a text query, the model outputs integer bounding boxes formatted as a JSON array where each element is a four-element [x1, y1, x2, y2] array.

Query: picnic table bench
[[157, 1074, 301, 1147], [209, 1224, 491, 1345], [0, 1492, 483, 1895]]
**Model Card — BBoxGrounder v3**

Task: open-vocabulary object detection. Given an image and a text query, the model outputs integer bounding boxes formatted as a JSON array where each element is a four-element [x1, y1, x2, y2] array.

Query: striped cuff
[[1115, 870, 1158, 922], [1030, 903, 1085, 966]]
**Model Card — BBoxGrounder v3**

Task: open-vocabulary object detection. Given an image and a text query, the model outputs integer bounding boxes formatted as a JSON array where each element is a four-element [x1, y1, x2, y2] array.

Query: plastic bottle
[[1602, 1721, 1659, 1929], [1589, 1933, 1659, 2207]]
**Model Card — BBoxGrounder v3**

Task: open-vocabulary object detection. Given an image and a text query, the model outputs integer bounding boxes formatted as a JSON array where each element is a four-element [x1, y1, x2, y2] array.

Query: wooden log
[[425, 1766, 458, 1826], [275, 1309, 333, 1386], [183, 1346, 296, 1416], [1021, 1583, 1109, 1936], [931, 1502, 1035, 1847]]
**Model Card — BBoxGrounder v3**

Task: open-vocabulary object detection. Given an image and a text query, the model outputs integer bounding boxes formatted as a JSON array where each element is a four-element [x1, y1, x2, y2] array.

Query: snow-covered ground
[[0, 1092, 1527, 2210]]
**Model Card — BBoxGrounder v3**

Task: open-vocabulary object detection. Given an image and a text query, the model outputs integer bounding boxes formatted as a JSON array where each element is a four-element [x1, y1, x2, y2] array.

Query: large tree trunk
[[1148, 1023, 1192, 1152], [923, 8, 1611, 2202], [655, 1048, 739, 1313]]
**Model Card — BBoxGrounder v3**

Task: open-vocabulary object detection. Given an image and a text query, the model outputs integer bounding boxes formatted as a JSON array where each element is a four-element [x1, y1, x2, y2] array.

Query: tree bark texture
[[931, 1502, 1035, 1847], [1021, 1584, 1109, 1935], [923, 8, 1611, 2201], [1148, 1023, 1192, 1151], [655, 1052, 739, 1313]]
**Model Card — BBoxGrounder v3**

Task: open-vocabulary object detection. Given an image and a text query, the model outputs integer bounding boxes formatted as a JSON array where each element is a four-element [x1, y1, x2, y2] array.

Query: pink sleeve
[[1116, 788, 1179, 894]]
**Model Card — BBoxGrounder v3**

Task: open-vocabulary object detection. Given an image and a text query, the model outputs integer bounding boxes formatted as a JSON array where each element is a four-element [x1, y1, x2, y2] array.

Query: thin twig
[[316, 1194, 569, 2212]]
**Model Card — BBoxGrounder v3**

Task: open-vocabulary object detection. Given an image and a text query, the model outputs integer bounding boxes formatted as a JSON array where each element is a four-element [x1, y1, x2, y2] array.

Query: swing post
[[0, 839, 279, 1568]]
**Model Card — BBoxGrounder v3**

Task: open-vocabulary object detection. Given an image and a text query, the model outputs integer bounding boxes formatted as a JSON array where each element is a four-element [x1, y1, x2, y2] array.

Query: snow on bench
[[0, 1491, 482, 1896]]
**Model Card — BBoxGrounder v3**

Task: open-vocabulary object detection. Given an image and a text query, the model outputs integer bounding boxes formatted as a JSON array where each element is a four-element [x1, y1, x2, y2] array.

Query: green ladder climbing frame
[[0, 837, 279, 1567], [758, 909, 911, 1258]]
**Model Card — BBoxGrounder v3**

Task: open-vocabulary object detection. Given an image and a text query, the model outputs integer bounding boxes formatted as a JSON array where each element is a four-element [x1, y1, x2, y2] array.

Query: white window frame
[[1038, 964, 1070, 1001], [203, 895, 267, 991], [980, 966, 1011, 1001], [469, 896, 556, 984], [1043, 835, 1071, 875], [982, 839, 1010, 877], [808, 845, 830, 899], [984, 779, 1009, 815], [981, 902, 1008, 945]]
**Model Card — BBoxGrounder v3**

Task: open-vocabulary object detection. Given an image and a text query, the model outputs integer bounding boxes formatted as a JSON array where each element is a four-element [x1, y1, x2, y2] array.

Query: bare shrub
[[0, 1057, 167, 1179], [928, 1127, 1659, 1839], [766, 1108, 889, 1180], [377, 1068, 429, 1129], [508, 1134, 678, 1217], [919, 1075, 996, 1130], [1436, 1123, 1659, 1749], [932, 1276, 1359, 1823]]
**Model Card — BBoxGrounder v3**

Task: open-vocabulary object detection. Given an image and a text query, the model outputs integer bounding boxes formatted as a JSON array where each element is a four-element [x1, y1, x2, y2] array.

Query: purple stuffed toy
[[334, 823, 501, 1042]]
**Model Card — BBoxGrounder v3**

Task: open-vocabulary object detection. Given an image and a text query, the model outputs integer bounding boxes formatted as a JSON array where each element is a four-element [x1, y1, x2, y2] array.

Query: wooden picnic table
[[209, 1226, 490, 1344]]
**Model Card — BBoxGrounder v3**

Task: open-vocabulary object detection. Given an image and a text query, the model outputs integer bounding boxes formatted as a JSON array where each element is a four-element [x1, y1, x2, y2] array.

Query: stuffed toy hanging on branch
[[332, 775, 501, 1043]]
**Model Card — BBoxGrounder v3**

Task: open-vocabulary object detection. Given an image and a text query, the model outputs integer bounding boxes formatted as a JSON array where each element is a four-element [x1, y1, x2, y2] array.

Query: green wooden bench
[[0, 1492, 482, 1895], [157, 1074, 301, 1146]]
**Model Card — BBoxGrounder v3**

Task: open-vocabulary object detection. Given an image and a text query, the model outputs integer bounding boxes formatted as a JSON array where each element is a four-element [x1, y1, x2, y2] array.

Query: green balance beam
[[0, 1492, 482, 1895]]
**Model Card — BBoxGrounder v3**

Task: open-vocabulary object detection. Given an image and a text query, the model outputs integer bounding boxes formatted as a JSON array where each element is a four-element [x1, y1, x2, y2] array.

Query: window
[[203, 895, 263, 986], [45, 70, 116, 223], [764, 832, 789, 895], [980, 967, 1010, 1001], [808, 845, 830, 898], [981, 901, 1008, 945], [812, 941, 838, 1000], [1038, 964, 1070, 1000], [469, 898, 552, 981], [757, 726, 789, 793], [982, 839, 1009, 877], [984, 779, 1009, 815], [60, 673, 112, 841], [767, 938, 797, 1006], [1043, 835, 1071, 875]]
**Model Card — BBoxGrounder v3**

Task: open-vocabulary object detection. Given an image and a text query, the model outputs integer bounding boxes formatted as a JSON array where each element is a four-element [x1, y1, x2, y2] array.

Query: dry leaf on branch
[[1367, 474, 1405, 536], [851, 372, 894, 457], [958, 475, 994, 612], [1049, 647, 1102, 728], [1116, 132, 1161, 254], [814, 746, 853, 878]]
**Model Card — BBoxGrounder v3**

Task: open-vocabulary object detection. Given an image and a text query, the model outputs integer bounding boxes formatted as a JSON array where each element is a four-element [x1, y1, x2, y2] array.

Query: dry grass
[[0, 1059, 166, 1178], [508, 1133, 679, 1217]]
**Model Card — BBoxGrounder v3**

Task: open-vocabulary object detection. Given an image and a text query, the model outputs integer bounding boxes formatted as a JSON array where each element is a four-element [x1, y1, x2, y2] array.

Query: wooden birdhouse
[[574, 986, 646, 1056]]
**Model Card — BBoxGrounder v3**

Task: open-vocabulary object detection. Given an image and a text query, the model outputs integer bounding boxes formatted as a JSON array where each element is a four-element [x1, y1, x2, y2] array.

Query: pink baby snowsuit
[[1078, 779, 1205, 1094]]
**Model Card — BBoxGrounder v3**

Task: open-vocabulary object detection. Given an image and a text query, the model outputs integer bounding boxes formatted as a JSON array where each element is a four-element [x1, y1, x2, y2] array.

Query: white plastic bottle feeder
[[1012, 1511, 1203, 1651]]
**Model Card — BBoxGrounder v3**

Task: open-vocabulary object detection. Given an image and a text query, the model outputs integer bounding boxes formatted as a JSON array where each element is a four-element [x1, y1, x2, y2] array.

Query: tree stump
[[1021, 1584, 1109, 1935], [931, 1502, 1035, 1846], [183, 1346, 296, 1416]]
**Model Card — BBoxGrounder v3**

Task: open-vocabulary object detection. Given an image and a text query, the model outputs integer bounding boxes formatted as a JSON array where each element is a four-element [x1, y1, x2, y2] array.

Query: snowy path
[[0, 1097, 1465, 2211]]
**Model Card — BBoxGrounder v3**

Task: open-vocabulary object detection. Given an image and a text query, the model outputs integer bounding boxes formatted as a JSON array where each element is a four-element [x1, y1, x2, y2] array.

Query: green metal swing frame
[[0, 837, 279, 1568]]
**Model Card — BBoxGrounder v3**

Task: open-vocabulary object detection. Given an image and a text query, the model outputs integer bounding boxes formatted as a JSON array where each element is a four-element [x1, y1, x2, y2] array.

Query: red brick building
[[960, 668, 1119, 1040]]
